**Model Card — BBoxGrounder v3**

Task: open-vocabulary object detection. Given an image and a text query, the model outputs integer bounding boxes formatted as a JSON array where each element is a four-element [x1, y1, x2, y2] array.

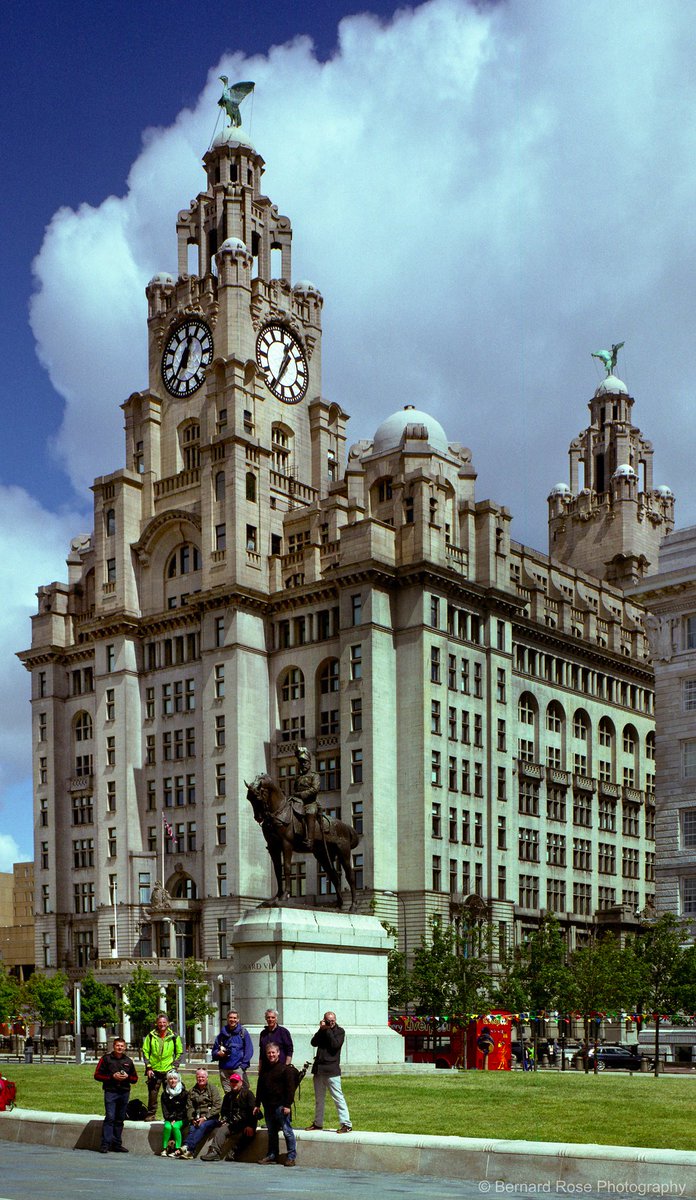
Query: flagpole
[[161, 809, 165, 887]]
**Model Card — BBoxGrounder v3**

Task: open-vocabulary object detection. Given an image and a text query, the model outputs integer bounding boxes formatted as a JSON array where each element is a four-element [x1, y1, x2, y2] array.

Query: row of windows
[[517, 780, 654, 831], [431, 648, 484, 695], [515, 645, 653, 714]]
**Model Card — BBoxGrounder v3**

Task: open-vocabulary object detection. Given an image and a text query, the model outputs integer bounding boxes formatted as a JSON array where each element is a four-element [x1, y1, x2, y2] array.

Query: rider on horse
[[291, 745, 321, 849]]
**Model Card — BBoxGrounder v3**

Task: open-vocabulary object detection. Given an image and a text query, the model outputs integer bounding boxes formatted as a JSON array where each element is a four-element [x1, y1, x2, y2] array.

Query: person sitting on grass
[[160, 1070, 188, 1156]]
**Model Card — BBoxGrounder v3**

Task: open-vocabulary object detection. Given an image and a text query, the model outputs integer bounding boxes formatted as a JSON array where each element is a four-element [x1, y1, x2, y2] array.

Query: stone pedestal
[[231, 907, 404, 1067]]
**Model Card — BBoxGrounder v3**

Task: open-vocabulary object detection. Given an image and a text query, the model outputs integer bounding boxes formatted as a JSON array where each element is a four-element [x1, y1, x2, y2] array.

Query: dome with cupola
[[372, 406, 449, 456]]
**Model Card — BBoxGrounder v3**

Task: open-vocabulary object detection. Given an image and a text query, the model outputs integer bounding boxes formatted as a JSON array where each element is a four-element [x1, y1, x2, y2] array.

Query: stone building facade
[[630, 527, 696, 937], [18, 123, 664, 1019]]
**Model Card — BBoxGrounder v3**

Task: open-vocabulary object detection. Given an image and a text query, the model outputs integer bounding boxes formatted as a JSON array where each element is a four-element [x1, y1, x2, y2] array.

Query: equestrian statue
[[246, 746, 361, 912]]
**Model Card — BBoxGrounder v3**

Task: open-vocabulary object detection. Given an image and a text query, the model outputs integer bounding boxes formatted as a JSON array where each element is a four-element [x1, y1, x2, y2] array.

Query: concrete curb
[[1, 1109, 695, 1191]]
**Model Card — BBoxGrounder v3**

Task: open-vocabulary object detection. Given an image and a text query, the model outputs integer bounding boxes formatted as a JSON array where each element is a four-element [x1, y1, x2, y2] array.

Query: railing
[[154, 467, 200, 499]]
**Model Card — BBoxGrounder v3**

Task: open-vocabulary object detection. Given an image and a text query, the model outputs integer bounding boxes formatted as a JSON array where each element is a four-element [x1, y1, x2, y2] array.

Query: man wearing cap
[[211, 1009, 254, 1092], [200, 1072, 257, 1162], [291, 745, 321, 849]]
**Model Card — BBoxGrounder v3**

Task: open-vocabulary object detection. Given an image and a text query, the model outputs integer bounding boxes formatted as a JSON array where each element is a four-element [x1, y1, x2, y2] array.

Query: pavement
[[1, 1108, 696, 1196]]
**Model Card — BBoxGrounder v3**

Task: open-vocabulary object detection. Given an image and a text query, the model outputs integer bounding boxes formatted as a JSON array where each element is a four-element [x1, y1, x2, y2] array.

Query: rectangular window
[[518, 780, 540, 816], [350, 697, 362, 732], [448, 756, 458, 791], [318, 755, 341, 791], [473, 663, 483, 698], [146, 779, 156, 810], [496, 668, 506, 703], [461, 658, 470, 694], [214, 664, 225, 699], [547, 878, 566, 914], [461, 710, 470, 744], [38, 711, 47, 741], [430, 646, 441, 684], [214, 615, 225, 648], [351, 748, 363, 785], [497, 865, 507, 901], [683, 741, 696, 780], [40, 797, 48, 826], [474, 812, 483, 847], [432, 802, 442, 838], [432, 855, 442, 891], [162, 683, 173, 715], [319, 709, 339, 736], [216, 763, 226, 797], [497, 815, 506, 849], [138, 872, 152, 905], [106, 735, 115, 766], [683, 810, 696, 848], [431, 700, 441, 735], [350, 645, 362, 681], [686, 616, 696, 649], [105, 688, 115, 721], [684, 679, 696, 712], [474, 714, 483, 747], [518, 738, 534, 763], [72, 838, 94, 869], [461, 759, 470, 794], [461, 811, 471, 844], [217, 862, 228, 897], [71, 793, 94, 825], [518, 874, 539, 909], [215, 523, 226, 552], [448, 655, 457, 690], [497, 766, 507, 801], [431, 751, 442, 787], [107, 827, 117, 857], [106, 644, 115, 672], [352, 800, 364, 835], [215, 715, 226, 748], [497, 718, 506, 751], [546, 832, 566, 866], [518, 827, 539, 862], [351, 594, 363, 625], [474, 763, 483, 796]]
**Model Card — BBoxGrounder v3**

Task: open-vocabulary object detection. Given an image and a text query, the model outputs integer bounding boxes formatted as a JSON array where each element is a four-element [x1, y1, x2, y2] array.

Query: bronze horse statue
[[246, 773, 360, 911]]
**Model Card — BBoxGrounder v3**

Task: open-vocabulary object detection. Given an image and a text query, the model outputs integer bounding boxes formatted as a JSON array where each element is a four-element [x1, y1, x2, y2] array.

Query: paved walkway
[[1, 1108, 695, 1195]]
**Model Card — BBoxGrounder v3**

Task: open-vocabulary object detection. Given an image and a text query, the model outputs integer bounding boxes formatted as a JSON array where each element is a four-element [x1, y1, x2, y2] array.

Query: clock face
[[256, 323, 308, 404], [162, 319, 213, 397]]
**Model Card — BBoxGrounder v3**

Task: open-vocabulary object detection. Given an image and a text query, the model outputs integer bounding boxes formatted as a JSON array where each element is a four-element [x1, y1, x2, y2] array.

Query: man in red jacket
[[94, 1038, 138, 1153]]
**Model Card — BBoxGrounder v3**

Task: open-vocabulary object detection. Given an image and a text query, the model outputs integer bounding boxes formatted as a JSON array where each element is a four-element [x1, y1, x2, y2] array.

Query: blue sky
[[3, 0, 696, 866]]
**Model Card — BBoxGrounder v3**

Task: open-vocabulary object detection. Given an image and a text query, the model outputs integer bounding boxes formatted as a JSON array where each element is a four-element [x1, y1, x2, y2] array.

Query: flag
[[163, 813, 176, 843]]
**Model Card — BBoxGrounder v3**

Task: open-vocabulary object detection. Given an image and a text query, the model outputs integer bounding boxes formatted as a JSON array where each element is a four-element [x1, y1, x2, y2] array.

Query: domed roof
[[613, 463, 636, 478], [549, 482, 571, 497], [655, 484, 673, 497], [372, 406, 449, 456], [294, 279, 321, 296], [148, 272, 174, 286], [212, 126, 256, 152], [218, 237, 249, 255], [595, 374, 628, 397]]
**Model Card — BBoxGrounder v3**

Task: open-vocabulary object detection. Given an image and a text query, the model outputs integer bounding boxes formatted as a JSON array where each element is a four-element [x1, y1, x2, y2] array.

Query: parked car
[[573, 1043, 647, 1071]]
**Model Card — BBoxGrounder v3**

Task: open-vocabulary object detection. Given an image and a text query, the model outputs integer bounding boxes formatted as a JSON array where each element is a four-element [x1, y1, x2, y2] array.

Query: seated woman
[[160, 1070, 188, 1156]]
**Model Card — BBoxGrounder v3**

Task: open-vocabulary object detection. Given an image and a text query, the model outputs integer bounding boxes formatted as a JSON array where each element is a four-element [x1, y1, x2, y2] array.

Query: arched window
[[518, 694, 536, 726], [319, 659, 340, 694], [167, 544, 201, 578], [215, 472, 225, 502], [74, 712, 93, 742], [546, 701, 565, 733], [171, 875, 198, 899], [179, 422, 200, 471], [571, 709, 591, 777], [105, 509, 116, 536], [572, 709, 590, 740], [271, 424, 292, 473], [280, 667, 305, 702], [246, 472, 257, 502]]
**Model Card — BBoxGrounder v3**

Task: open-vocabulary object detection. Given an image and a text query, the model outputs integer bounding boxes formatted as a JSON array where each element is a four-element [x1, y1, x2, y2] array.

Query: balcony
[[154, 467, 200, 500], [623, 785, 644, 806], [69, 774, 93, 793], [598, 780, 621, 799], [517, 759, 543, 780], [573, 774, 596, 793], [546, 767, 570, 787]]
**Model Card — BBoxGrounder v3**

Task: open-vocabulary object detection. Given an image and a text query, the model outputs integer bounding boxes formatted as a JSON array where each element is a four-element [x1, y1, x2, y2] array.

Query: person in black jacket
[[94, 1037, 138, 1154], [306, 1011, 352, 1133], [160, 1071, 188, 1156], [200, 1072, 258, 1162], [254, 1042, 297, 1166]]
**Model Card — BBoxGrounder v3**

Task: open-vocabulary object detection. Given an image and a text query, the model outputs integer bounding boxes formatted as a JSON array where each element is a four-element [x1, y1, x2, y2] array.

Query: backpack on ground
[[0, 1074, 17, 1111], [125, 1097, 149, 1121]]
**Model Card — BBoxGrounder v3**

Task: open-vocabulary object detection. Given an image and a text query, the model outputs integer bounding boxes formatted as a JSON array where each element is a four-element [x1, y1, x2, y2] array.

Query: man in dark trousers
[[258, 1008, 293, 1074], [142, 1012, 182, 1119], [94, 1037, 138, 1153], [200, 1072, 257, 1162], [255, 1042, 298, 1166], [306, 1010, 352, 1133]]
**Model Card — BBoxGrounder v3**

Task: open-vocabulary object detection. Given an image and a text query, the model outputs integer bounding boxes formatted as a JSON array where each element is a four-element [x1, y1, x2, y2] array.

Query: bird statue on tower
[[218, 78, 255, 128], [591, 341, 624, 376]]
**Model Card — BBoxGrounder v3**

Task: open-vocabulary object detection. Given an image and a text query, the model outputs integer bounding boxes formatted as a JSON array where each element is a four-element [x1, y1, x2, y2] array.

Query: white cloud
[[0, 834, 29, 874], [0, 486, 86, 859], [28, 0, 696, 546]]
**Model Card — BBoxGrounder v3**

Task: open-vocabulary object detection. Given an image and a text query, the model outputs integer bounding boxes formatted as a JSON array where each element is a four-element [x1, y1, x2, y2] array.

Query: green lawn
[[4, 1065, 695, 1151]]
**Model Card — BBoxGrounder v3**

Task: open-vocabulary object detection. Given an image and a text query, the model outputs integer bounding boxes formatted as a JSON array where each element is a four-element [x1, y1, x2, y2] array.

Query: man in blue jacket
[[212, 1009, 253, 1092]]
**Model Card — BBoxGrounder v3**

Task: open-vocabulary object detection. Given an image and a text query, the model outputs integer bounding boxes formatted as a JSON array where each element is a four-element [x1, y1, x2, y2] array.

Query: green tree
[[492, 914, 572, 1062], [20, 971, 72, 1060], [123, 964, 160, 1047], [566, 935, 625, 1073], [0, 966, 20, 1026], [410, 916, 492, 1016], [79, 972, 119, 1043], [380, 920, 411, 1011], [633, 913, 692, 1077]]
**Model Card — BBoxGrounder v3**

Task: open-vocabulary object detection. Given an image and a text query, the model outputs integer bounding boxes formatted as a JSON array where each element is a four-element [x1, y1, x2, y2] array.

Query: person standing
[[175, 1067, 222, 1159], [255, 1042, 298, 1166], [94, 1037, 138, 1154], [306, 1011, 352, 1133], [142, 1012, 183, 1119], [160, 1070, 188, 1156], [259, 1009, 293, 1074], [212, 1009, 253, 1092], [200, 1072, 258, 1162]]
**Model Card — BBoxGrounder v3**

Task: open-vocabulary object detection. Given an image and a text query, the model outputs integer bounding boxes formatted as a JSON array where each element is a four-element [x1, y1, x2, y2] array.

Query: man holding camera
[[306, 1011, 352, 1134]]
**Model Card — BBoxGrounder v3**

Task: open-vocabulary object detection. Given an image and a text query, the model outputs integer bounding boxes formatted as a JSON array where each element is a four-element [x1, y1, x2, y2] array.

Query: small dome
[[549, 482, 571, 497], [613, 463, 636, 479], [148, 272, 174, 286], [294, 279, 321, 296], [372, 406, 450, 456], [218, 237, 249, 255], [655, 484, 673, 497], [212, 125, 256, 152], [595, 374, 628, 397]]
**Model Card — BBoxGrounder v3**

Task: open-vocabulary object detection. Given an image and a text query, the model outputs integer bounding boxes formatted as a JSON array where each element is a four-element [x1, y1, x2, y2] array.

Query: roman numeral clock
[[255, 322, 308, 404], [161, 318, 214, 397]]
